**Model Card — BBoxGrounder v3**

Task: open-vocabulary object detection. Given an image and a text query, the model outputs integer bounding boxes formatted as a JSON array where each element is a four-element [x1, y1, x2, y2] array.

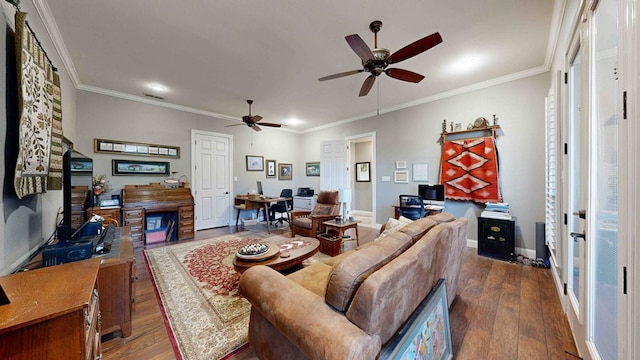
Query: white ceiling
[[42, 0, 558, 132]]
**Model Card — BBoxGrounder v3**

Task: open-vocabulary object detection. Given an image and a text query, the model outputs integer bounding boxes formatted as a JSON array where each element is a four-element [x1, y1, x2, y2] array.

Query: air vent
[[144, 93, 164, 100]]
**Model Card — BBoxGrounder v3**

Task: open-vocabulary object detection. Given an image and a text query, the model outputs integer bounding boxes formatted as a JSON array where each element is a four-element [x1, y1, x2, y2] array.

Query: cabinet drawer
[[125, 218, 143, 226], [124, 208, 144, 218]]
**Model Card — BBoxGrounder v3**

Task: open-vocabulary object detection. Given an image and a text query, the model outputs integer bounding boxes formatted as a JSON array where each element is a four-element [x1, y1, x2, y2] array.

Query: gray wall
[[299, 73, 548, 251], [1, 3, 78, 275]]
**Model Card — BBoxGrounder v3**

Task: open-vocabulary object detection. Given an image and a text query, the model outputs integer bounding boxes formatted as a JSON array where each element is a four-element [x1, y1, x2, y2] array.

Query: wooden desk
[[392, 205, 443, 219], [122, 185, 194, 243], [234, 195, 292, 234]]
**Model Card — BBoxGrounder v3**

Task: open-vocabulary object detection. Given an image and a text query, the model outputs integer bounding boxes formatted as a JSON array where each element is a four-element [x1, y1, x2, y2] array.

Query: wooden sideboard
[[97, 227, 135, 337], [122, 185, 195, 243], [0, 258, 102, 360]]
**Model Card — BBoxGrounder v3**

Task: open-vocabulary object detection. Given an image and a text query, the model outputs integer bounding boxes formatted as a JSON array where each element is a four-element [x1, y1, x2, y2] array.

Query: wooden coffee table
[[232, 235, 319, 273]]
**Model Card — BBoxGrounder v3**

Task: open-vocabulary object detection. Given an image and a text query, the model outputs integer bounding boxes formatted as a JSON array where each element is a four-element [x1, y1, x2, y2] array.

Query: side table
[[321, 219, 360, 255]]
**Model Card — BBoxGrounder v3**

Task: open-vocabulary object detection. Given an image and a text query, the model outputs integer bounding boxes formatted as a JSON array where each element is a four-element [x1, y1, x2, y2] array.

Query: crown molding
[[33, 0, 81, 87]]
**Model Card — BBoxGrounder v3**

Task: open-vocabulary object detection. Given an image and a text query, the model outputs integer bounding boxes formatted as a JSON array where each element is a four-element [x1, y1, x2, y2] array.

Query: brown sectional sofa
[[238, 213, 468, 360]]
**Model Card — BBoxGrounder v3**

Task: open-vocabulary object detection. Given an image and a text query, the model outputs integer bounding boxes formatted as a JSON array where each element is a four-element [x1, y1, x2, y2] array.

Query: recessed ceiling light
[[147, 83, 169, 92], [283, 118, 302, 126], [450, 56, 484, 74]]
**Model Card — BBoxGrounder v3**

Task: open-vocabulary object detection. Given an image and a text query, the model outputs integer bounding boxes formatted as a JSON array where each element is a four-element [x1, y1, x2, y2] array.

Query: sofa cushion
[[428, 212, 455, 223], [291, 216, 312, 229], [398, 216, 437, 243], [325, 231, 412, 312], [287, 262, 333, 297]]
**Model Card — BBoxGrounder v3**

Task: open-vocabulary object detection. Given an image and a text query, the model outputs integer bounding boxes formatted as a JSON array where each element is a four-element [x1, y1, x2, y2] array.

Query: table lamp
[[339, 188, 352, 220]]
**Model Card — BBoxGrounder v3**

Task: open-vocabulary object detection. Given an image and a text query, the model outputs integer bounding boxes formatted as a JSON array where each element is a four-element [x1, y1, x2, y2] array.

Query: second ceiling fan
[[319, 20, 443, 97], [226, 100, 282, 132]]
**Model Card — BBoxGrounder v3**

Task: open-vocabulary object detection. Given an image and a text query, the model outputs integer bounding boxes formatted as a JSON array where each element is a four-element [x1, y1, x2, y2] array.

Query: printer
[[297, 187, 314, 197]]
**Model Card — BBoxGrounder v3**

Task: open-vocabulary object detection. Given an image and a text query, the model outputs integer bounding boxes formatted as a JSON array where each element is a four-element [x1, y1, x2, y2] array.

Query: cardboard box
[[145, 226, 167, 244]]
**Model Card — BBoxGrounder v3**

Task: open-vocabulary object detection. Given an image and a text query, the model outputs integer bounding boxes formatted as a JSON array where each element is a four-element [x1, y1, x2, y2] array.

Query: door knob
[[570, 232, 586, 242], [572, 210, 586, 219]]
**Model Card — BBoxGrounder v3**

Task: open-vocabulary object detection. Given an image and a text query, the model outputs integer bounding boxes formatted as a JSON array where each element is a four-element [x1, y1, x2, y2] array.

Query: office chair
[[269, 189, 293, 227], [398, 195, 426, 220]]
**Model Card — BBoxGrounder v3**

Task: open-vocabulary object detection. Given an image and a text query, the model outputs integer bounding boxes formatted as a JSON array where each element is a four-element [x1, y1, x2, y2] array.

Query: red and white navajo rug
[[440, 136, 502, 203]]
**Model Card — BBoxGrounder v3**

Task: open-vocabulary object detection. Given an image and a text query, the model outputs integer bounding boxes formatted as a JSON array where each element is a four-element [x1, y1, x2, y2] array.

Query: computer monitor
[[418, 184, 445, 206], [257, 181, 264, 196]]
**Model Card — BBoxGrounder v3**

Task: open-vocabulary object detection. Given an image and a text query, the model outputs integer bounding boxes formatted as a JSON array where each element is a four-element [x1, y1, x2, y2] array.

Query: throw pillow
[[379, 216, 413, 238]]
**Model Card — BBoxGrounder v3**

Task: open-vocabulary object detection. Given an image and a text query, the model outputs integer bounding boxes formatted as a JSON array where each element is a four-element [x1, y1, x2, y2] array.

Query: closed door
[[320, 140, 349, 191], [192, 130, 232, 229]]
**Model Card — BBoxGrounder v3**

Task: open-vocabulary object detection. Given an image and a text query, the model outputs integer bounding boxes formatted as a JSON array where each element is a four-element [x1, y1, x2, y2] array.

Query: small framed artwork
[[94, 138, 180, 158], [278, 163, 293, 180], [412, 162, 430, 182], [355, 162, 371, 182], [112, 160, 170, 176], [394, 170, 409, 183], [266, 159, 276, 178], [246, 155, 264, 171], [379, 279, 452, 360], [396, 160, 407, 169], [306, 162, 320, 176]]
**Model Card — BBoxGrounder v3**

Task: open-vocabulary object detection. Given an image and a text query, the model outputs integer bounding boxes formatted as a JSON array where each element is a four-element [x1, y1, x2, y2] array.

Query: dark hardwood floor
[[101, 223, 577, 360]]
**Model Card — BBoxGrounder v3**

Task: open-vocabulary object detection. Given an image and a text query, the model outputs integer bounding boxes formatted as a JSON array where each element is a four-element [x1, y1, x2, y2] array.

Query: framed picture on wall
[[379, 279, 452, 360], [278, 163, 293, 180], [112, 160, 170, 176], [246, 155, 264, 171], [356, 162, 371, 182], [266, 159, 276, 178], [412, 162, 429, 182], [394, 170, 409, 183], [306, 162, 320, 176]]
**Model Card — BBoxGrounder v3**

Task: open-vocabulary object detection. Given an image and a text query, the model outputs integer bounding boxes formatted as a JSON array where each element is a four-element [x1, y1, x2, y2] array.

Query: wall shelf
[[440, 125, 500, 142]]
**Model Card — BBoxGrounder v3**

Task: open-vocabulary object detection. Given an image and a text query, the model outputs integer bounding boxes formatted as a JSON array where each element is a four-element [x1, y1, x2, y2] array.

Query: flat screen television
[[418, 184, 445, 205], [59, 149, 93, 243]]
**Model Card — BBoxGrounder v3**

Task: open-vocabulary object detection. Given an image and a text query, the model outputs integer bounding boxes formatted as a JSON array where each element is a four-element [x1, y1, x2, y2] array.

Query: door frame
[[190, 129, 234, 230], [346, 132, 377, 227]]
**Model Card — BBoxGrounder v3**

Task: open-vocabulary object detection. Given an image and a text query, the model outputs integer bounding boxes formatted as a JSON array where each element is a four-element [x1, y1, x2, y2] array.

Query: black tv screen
[[418, 184, 445, 202], [60, 149, 93, 243]]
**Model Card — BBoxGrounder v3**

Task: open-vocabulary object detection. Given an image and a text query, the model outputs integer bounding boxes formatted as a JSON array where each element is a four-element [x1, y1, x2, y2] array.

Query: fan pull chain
[[376, 81, 380, 115]]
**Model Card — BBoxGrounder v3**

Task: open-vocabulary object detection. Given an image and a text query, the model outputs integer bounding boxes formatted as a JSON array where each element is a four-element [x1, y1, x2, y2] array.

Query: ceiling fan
[[226, 100, 282, 132], [319, 20, 443, 97]]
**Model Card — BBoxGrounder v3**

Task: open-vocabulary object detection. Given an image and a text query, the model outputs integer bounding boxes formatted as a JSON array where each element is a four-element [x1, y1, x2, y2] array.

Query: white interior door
[[320, 140, 348, 191], [192, 130, 232, 230]]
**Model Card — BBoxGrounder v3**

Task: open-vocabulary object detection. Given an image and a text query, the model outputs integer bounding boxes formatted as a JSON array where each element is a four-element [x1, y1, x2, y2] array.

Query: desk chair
[[398, 195, 426, 220], [269, 189, 293, 227]]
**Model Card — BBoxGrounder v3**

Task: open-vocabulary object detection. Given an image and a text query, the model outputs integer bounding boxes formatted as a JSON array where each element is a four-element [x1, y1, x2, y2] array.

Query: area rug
[[144, 232, 329, 360]]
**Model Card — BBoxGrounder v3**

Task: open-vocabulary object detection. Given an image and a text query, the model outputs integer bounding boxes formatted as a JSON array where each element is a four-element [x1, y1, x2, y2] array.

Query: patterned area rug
[[144, 232, 329, 360]]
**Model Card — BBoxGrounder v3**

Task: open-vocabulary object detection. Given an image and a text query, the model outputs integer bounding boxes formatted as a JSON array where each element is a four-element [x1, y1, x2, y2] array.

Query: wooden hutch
[[121, 184, 195, 243]]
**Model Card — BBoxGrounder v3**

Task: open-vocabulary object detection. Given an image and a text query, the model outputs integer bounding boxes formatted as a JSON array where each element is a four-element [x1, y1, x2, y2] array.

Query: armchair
[[398, 194, 426, 220], [289, 190, 340, 237]]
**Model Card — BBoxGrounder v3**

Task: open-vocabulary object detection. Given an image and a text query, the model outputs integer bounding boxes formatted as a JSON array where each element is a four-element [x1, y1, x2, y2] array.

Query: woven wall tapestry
[[440, 136, 502, 203], [14, 11, 63, 198]]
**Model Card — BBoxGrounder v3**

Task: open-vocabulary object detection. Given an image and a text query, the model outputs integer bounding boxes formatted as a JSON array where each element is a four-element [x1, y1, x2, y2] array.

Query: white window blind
[[545, 85, 558, 258]]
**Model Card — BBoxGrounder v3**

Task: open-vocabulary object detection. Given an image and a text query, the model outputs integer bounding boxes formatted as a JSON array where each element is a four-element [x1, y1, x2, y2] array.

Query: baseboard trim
[[465, 239, 536, 259]]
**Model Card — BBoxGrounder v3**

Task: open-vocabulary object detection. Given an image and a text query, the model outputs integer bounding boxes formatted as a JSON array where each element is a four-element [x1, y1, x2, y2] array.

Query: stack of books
[[481, 202, 512, 220]]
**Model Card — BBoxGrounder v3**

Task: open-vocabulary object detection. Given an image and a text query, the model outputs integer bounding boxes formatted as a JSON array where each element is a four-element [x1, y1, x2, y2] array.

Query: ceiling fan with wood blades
[[319, 20, 443, 97], [225, 99, 282, 132]]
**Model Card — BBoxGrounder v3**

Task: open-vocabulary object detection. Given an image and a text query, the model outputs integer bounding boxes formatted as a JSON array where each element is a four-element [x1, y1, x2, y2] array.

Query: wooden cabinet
[[86, 206, 121, 226], [178, 205, 195, 239], [98, 228, 135, 337], [71, 185, 90, 231], [122, 207, 145, 242], [0, 259, 102, 360]]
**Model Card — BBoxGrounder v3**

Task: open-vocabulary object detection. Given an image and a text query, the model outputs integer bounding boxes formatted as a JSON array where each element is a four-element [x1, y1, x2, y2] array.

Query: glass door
[[589, 1, 618, 358]]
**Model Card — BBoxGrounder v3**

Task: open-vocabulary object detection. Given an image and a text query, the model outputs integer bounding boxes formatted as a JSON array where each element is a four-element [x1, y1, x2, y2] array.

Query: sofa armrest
[[239, 265, 381, 360]]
